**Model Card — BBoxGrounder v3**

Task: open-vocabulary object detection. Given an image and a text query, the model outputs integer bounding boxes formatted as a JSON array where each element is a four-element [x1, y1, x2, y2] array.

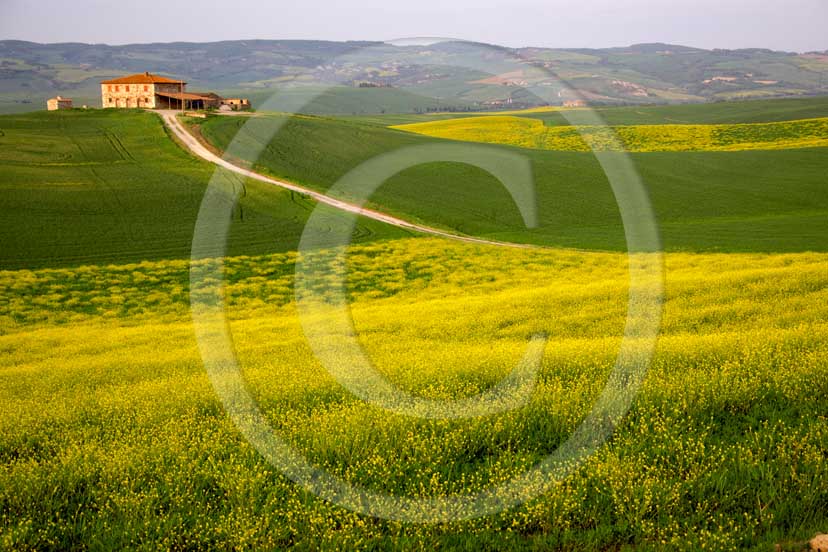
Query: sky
[[1, 0, 826, 52]]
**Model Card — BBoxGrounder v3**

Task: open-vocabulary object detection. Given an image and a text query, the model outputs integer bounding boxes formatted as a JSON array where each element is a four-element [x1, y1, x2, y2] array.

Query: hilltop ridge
[[1, 39, 826, 113]]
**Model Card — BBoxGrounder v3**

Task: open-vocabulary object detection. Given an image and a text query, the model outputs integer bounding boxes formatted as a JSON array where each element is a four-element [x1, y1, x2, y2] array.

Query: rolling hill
[[193, 98, 828, 253], [0, 110, 408, 269], [1, 80, 828, 551], [2, 39, 827, 114], [3, 96, 827, 273]]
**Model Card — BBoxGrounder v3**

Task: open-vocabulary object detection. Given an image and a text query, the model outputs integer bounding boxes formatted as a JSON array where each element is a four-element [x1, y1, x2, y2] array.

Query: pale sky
[[1, 0, 826, 52]]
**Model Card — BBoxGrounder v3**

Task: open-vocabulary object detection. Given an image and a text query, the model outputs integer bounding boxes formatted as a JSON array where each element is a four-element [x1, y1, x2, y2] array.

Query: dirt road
[[158, 110, 536, 249]]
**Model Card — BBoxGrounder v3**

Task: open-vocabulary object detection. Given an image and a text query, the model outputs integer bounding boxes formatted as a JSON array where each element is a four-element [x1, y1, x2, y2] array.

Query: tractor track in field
[[156, 110, 538, 251], [103, 130, 136, 162]]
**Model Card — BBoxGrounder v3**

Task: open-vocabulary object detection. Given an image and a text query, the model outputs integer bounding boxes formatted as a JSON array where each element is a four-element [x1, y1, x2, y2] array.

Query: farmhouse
[[101, 72, 249, 110], [102, 72, 185, 109], [47, 96, 73, 110]]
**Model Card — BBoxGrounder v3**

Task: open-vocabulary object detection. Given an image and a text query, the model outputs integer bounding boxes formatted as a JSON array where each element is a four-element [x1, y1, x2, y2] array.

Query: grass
[[576, 96, 828, 126], [196, 109, 828, 253], [339, 95, 828, 127], [1, 238, 827, 549], [392, 115, 828, 152], [228, 85, 472, 115], [0, 110, 408, 269]]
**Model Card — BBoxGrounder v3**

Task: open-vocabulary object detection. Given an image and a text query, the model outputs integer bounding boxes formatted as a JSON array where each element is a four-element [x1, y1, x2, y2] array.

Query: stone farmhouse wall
[[101, 82, 184, 109]]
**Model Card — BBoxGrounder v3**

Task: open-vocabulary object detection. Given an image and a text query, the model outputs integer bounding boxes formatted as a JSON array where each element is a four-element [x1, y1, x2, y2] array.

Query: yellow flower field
[[392, 116, 828, 152], [1, 238, 827, 549]]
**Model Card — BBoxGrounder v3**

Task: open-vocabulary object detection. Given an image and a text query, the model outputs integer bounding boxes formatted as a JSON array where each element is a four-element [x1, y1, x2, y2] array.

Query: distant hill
[[1, 39, 826, 114]]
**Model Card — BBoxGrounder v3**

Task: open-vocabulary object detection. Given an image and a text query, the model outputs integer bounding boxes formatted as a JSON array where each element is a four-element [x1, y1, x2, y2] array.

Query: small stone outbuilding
[[47, 96, 73, 110], [221, 98, 251, 111]]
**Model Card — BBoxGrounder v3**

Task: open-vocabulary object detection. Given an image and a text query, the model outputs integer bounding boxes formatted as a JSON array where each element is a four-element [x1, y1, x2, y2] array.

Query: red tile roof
[[101, 72, 186, 85]]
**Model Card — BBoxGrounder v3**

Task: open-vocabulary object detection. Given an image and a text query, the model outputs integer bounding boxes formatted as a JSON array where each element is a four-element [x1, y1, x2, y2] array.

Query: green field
[[195, 105, 828, 253], [0, 110, 408, 269], [1, 97, 828, 550], [338, 96, 828, 127], [551, 96, 828, 126], [246, 85, 473, 115]]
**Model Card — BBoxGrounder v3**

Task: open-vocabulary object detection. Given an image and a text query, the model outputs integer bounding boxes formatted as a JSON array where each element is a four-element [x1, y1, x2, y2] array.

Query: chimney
[[145, 71, 150, 76]]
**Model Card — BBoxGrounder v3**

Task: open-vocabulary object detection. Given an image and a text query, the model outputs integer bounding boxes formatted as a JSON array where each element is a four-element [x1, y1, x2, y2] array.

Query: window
[[144, 85, 149, 92], [115, 86, 120, 92]]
